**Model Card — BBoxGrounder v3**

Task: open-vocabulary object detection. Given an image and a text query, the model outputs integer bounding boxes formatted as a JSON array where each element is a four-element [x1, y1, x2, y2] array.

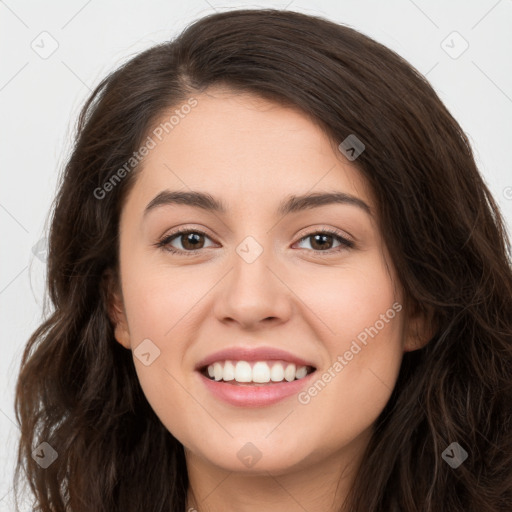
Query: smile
[[197, 361, 317, 407], [202, 360, 315, 384]]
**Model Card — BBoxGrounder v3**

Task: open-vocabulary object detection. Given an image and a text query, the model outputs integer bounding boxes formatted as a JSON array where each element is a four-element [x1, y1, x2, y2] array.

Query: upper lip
[[195, 346, 317, 371]]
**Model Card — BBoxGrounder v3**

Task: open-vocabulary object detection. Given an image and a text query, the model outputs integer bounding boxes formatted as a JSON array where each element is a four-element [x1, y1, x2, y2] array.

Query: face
[[110, 87, 428, 477]]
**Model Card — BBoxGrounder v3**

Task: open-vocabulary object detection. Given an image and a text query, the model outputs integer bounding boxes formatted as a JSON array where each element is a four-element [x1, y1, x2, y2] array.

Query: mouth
[[197, 359, 318, 407], [199, 360, 317, 385], [194, 346, 319, 406]]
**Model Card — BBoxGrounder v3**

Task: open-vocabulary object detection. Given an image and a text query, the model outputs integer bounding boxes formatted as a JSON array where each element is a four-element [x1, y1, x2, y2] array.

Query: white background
[[1, 0, 511, 509]]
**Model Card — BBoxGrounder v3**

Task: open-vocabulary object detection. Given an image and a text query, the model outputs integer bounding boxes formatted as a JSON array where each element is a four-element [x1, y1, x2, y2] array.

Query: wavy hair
[[14, 8, 512, 511]]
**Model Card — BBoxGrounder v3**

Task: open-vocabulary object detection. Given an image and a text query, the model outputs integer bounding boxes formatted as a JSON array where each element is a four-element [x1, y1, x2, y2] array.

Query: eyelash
[[155, 226, 355, 256]]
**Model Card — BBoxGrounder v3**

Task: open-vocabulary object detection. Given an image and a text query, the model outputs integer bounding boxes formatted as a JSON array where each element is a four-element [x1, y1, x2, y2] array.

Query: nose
[[211, 235, 293, 330]]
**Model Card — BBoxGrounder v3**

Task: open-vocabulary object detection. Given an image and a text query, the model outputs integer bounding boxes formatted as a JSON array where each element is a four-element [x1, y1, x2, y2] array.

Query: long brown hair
[[14, 8, 512, 511]]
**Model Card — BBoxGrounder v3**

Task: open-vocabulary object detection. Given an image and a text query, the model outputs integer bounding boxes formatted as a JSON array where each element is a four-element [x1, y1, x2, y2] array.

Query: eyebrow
[[143, 190, 371, 218]]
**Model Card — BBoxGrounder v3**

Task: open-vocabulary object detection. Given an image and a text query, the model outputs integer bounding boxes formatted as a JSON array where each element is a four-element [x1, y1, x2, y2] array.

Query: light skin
[[108, 87, 432, 512]]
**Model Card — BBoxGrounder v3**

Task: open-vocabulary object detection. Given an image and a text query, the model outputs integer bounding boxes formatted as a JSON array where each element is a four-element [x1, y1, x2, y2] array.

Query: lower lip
[[198, 371, 316, 407]]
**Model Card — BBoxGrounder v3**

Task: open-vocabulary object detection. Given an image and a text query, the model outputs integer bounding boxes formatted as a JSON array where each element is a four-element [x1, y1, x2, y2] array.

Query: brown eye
[[158, 229, 215, 254], [177, 232, 206, 250], [296, 230, 354, 253], [308, 233, 336, 251]]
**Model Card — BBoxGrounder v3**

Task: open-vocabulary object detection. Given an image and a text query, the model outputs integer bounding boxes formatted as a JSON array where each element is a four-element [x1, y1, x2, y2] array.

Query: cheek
[[121, 260, 204, 342], [118, 262, 209, 433], [293, 253, 401, 348], [131, 359, 207, 454], [293, 315, 404, 460], [294, 257, 404, 429]]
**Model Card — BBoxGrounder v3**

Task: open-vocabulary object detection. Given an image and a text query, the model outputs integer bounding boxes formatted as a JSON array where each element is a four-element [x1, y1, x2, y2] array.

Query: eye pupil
[[311, 233, 333, 250], [182, 232, 203, 250]]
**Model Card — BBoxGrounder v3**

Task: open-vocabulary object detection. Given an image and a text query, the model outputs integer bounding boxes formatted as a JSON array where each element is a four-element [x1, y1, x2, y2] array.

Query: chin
[[193, 437, 312, 474]]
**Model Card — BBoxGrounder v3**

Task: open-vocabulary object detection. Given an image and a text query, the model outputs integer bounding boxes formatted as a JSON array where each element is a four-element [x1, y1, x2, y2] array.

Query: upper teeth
[[206, 360, 309, 383]]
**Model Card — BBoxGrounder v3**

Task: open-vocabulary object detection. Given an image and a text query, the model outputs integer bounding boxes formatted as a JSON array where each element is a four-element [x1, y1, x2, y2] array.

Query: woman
[[14, 8, 512, 512]]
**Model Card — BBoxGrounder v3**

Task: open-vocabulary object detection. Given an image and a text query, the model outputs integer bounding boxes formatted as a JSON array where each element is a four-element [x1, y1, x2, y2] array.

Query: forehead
[[126, 88, 373, 216]]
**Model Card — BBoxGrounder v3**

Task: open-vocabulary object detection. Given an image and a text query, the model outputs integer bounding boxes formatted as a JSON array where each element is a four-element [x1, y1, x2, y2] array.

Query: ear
[[403, 301, 436, 353], [103, 268, 131, 349]]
